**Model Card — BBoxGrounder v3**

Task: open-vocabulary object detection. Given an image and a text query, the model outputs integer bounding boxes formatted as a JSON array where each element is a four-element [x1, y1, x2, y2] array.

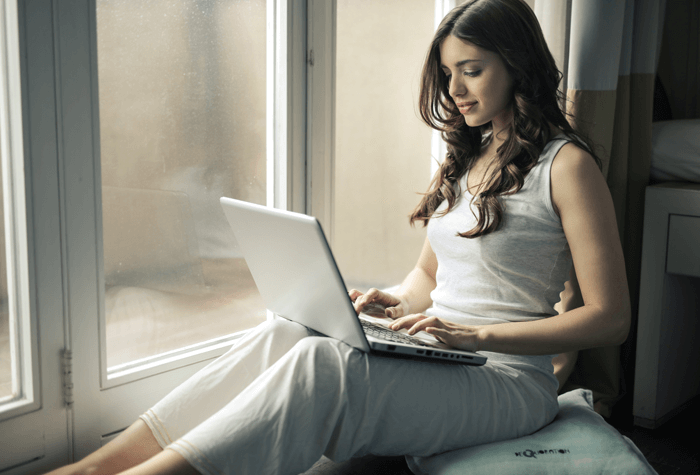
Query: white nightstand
[[634, 182, 700, 428]]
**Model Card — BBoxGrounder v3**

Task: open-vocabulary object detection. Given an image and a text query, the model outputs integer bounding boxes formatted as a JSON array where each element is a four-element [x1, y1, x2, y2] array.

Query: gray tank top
[[426, 134, 573, 373]]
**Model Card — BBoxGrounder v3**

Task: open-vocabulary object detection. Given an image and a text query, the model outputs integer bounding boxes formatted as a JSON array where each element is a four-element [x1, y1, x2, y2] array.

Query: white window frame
[[305, 0, 335, 237], [271, 0, 308, 214], [0, 1, 74, 472]]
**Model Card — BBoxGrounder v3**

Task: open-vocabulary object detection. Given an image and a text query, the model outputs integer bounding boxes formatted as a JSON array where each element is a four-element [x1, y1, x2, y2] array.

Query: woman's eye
[[464, 70, 482, 77]]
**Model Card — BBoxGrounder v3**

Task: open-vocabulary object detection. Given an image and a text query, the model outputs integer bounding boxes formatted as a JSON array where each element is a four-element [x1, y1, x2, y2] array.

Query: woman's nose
[[449, 77, 465, 98]]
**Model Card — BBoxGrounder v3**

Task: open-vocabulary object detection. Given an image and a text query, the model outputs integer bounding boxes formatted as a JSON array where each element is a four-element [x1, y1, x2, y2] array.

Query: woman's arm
[[351, 236, 438, 319], [394, 143, 631, 355]]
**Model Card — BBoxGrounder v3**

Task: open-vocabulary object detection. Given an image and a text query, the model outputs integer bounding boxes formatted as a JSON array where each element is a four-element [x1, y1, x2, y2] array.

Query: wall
[[333, 0, 435, 290]]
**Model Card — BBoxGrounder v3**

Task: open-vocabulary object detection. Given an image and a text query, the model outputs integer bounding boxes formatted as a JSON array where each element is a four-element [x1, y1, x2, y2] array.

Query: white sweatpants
[[140, 318, 559, 475]]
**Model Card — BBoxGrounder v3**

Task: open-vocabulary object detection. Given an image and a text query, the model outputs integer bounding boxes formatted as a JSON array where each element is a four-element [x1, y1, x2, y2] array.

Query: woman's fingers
[[407, 316, 448, 335], [389, 316, 480, 352], [352, 289, 375, 313], [352, 288, 401, 315], [389, 315, 444, 333], [348, 289, 363, 303], [384, 306, 404, 320], [350, 289, 380, 313], [389, 314, 429, 331]]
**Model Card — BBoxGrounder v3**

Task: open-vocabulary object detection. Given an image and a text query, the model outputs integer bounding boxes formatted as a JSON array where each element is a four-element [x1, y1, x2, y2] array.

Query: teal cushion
[[406, 389, 657, 475]]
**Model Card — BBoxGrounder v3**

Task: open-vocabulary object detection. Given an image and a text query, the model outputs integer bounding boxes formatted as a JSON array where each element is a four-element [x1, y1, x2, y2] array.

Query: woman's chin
[[463, 115, 486, 128]]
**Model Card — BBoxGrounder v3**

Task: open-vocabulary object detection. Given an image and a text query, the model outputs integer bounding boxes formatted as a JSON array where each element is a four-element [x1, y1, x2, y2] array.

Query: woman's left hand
[[389, 315, 482, 352]]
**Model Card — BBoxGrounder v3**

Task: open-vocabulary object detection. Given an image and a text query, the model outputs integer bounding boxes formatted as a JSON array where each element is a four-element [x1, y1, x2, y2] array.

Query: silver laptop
[[220, 197, 486, 366]]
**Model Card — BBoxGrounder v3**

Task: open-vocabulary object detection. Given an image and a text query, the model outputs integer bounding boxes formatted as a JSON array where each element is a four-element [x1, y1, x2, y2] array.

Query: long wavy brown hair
[[410, 0, 601, 238]]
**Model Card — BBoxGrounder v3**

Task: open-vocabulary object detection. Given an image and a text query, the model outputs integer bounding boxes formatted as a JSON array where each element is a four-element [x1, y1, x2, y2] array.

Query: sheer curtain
[[534, 0, 666, 417]]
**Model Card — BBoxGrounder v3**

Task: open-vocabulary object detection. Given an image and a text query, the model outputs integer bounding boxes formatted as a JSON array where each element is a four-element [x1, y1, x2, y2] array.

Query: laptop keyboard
[[360, 319, 435, 348]]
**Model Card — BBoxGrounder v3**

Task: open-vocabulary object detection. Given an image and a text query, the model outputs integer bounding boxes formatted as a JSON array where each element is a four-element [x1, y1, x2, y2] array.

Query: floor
[[301, 455, 413, 475], [611, 399, 700, 475]]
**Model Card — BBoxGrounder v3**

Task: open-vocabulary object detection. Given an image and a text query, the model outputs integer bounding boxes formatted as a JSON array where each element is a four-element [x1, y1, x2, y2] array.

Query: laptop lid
[[220, 197, 370, 352]]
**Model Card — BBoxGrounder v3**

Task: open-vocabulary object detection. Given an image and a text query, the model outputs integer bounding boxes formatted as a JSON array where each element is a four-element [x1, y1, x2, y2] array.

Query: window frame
[[305, 0, 335, 237], [0, 1, 73, 471]]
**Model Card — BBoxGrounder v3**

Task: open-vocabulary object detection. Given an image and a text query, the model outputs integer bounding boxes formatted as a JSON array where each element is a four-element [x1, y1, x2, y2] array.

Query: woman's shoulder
[[530, 128, 589, 177], [549, 138, 605, 218], [546, 124, 596, 171], [551, 140, 598, 181]]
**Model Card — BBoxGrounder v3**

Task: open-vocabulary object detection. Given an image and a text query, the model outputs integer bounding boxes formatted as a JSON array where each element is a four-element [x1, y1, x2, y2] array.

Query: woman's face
[[439, 35, 514, 130]]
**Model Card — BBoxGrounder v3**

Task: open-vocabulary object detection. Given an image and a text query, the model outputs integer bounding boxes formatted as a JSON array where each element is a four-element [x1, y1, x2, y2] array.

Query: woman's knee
[[290, 336, 366, 379], [292, 335, 340, 357], [235, 317, 310, 350], [218, 318, 309, 362], [264, 317, 310, 338]]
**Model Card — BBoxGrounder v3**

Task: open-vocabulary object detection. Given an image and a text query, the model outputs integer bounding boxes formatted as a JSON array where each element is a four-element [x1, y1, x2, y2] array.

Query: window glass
[[333, 0, 434, 291], [96, 0, 267, 369]]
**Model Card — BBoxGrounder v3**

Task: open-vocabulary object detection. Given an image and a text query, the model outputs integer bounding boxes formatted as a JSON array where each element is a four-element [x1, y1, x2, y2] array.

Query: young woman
[[49, 1, 630, 474]]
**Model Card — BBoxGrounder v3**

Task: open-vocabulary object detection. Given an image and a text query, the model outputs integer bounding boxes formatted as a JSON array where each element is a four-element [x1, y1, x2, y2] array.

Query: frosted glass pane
[[333, 0, 434, 291], [97, 0, 267, 368]]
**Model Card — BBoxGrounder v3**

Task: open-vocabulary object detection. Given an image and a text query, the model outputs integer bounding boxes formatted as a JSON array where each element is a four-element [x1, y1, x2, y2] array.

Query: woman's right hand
[[348, 288, 409, 320]]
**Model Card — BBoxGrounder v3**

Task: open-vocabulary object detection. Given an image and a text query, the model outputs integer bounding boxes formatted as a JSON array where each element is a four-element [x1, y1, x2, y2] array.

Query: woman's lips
[[457, 102, 477, 113]]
